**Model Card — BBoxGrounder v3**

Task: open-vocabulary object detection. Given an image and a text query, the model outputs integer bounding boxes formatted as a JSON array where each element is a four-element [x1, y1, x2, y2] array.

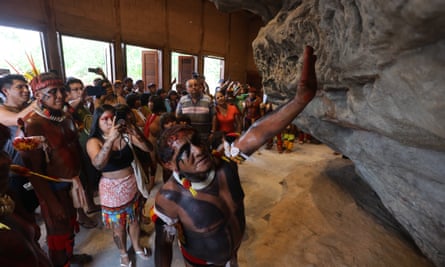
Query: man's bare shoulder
[[156, 179, 185, 202]]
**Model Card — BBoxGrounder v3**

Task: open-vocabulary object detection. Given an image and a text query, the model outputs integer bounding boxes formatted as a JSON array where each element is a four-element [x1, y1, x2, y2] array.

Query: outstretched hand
[[297, 46, 317, 105], [234, 45, 318, 157]]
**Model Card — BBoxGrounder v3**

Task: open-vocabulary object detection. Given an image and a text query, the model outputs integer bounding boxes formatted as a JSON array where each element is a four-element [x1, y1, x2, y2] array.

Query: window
[[204, 56, 224, 95], [60, 35, 113, 85], [171, 52, 197, 89], [0, 25, 45, 77], [126, 45, 161, 92]]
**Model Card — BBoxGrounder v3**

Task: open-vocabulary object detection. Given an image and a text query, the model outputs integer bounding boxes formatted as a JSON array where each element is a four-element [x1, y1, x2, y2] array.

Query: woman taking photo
[[86, 104, 151, 267]]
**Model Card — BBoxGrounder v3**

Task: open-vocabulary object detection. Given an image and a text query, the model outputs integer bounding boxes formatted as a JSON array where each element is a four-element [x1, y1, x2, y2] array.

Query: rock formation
[[211, 0, 445, 266]]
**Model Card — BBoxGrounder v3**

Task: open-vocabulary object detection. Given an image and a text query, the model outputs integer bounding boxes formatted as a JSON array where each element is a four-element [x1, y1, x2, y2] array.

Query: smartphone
[[88, 67, 100, 73], [115, 108, 127, 126], [85, 85, 106, 96]]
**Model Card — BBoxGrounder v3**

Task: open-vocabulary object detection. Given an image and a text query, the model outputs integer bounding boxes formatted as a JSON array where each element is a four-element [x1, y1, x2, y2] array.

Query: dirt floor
[[58, 142, 434, 267], [237, 143, 433, 267]]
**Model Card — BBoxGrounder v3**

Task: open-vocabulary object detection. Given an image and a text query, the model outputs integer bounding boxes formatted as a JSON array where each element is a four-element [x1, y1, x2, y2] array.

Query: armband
[[222, 141, 248, 164]]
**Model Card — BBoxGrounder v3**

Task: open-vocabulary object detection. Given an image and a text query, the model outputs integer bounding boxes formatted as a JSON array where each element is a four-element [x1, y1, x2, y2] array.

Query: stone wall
[[212, 0, 445, 266]]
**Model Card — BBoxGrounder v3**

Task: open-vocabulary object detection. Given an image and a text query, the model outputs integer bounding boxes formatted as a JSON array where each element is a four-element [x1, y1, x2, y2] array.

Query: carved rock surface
[[208, 0, 282, 22], [212, 0, 445, 266]]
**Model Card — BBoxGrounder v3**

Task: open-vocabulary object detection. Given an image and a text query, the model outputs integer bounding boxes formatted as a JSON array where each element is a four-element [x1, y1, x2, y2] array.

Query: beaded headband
[[29, 76, 64, 94]]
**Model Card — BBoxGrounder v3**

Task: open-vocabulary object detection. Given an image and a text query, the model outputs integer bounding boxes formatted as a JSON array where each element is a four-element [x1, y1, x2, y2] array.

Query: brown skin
[[235, 46, 317, 155], [19, 85, 84, 266], [184, 79, 201, 103], [0, 78, 36, 126], [21, 111, 81, 220], [154, 46, 317, 267], [212, 91, 242, 133], [86, 113, 152, 265], [242, 91, 262, 130], [0, 150, 52, 267]]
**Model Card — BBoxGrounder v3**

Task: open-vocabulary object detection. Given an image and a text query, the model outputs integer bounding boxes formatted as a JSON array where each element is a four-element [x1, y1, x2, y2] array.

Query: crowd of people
[[0, 46, 318, 267]]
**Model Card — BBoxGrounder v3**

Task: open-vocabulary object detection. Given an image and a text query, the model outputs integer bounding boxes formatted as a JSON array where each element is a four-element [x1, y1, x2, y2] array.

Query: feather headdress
[[4, 52, 40, 82]]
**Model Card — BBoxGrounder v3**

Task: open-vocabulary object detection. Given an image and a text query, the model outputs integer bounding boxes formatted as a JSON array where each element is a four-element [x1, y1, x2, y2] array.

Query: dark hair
[[140, 93, 151, 106], [159, 113, 177, 131], [65, 77, 83, 92], [93, 78, 102, 86], [0, 74, 27, 96], [114, 103, 135, 125], [176, 114, 191, 125], [167, 90, 178, 98], [156, 88, 165, 95], [126, 93, 140, 108], [89, 104, 115, 141], [157, 124, 197, 163], [123, 77, 133, 84], [150, 95, 167, 114]]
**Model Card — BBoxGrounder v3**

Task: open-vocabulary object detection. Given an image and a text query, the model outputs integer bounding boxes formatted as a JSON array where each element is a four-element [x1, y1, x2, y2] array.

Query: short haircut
[[65, 77, 83, 92], [176, 114, 191, 125], [150, 95, 167, 113], [123, 77, 133, 84], [160, 112, 177, 130], [0, 74, 27, 96], [125, 93, 140, 108]]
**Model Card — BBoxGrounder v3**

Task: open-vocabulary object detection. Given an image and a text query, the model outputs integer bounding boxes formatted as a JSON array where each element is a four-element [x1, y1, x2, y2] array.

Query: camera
[[114, 108, 127, 126], [85, 85, 106, 97]]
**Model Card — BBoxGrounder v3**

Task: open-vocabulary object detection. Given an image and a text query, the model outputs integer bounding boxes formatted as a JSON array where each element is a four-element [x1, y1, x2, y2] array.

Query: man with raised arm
[[152, 46, 317, 267]]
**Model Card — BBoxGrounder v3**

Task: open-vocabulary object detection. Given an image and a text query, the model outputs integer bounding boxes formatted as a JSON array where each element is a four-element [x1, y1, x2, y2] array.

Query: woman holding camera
[[86, 104, 151, 267]]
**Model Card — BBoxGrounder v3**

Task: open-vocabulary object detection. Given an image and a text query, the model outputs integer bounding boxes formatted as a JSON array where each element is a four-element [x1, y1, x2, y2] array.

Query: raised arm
[[0, 101, 36, 126], [86, 118, 120, 170], [234, 46, 317, 156]]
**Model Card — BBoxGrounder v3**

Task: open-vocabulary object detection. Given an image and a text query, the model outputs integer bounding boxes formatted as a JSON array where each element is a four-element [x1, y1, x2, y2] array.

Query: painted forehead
[[100, 110, 114, 117], [166, 129, 196, 147]]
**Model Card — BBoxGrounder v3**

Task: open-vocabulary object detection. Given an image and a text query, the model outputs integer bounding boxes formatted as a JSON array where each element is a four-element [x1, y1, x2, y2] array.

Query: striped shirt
[[176, 94, 215, 142]]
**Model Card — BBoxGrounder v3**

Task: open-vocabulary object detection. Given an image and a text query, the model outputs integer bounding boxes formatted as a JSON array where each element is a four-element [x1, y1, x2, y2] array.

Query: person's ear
[[1, 88, 8, 97], [162, 161, 177, 172], [34, 90, 42, 99]]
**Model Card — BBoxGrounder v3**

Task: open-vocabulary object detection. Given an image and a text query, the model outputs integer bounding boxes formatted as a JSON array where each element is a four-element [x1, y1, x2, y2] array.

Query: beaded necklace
[[172, 169, 215, 197], [34, 105, 66, 122]]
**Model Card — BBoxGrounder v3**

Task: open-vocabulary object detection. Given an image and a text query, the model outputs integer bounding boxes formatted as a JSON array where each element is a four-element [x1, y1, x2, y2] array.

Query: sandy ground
[[45, 142, 433, 267]]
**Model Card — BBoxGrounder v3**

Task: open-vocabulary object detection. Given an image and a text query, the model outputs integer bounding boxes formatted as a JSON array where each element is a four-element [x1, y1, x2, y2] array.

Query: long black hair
[[89, 104, 115, 141]]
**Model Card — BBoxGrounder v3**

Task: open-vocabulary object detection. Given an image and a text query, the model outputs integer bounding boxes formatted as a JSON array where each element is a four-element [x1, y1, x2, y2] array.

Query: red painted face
[[99, 111, 115, 133]]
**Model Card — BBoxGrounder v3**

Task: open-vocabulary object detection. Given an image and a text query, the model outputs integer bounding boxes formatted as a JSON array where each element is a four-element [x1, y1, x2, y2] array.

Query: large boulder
[[212, 0, 445, 266]]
